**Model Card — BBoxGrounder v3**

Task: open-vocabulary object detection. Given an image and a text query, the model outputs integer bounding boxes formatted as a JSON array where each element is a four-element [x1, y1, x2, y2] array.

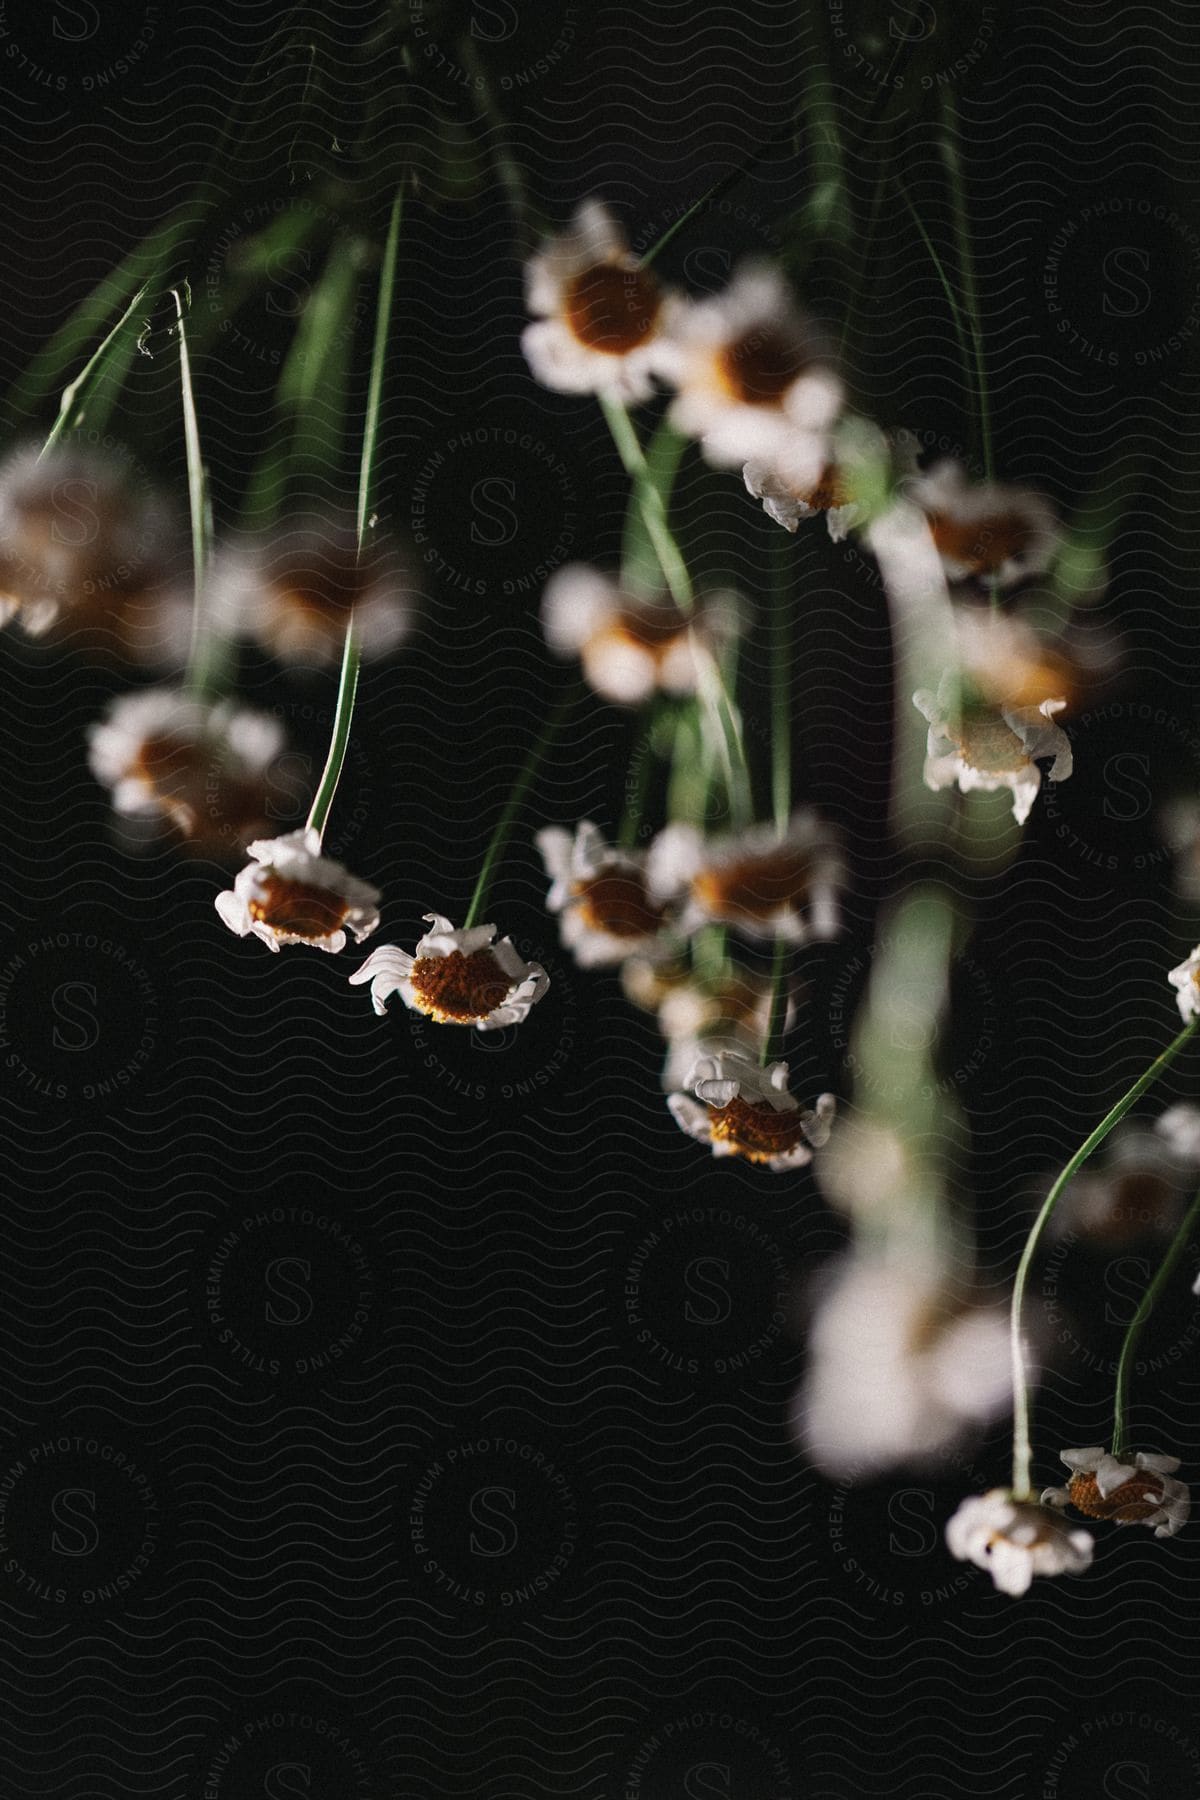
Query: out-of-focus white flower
[[793, 1254, 1012, 1478], [905, 460, 1061, 589], [1043, 1447, 1190, 1539], [537, 821, 668, 966], [541, 563, 744, 706], [814, 1112, 921, 1221], [1169, 945, 1200, 1023], [913, 681, 1071, 825], [211, 520, 416, 668], [742, 414, 889, 540], [521, 200, 678, 403], [667, 1049, 835, 1172], [215, 828, 381, 953], [349, 915, 549, 1029], [88, 687, 285, 852], [647, 811, 841, 942], [1050, 1107, 1200, 1246], [656, 264, 842, 476], [656, 967, 783, 1091], [945, 1489, 1093, 1596]]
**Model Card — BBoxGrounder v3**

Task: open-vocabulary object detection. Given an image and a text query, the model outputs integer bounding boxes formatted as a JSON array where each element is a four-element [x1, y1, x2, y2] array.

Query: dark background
[[1, 1, 1199, 1794]]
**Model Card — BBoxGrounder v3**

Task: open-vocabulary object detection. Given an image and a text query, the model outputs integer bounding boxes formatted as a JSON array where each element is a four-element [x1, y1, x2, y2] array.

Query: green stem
[[938, 93, 993, 486], [305, 622, 361, 840], [38, 284, 150, 458], [599, 393, 694, 613], [761, 938, 790, 1066], [172, 285, 220, 699], [1009, 1016, 1198, 1498], [890, 176, 973, 403], [770, 535, 793, 835], [1112, 1177, 1200, 1456], [463, 689, 577, 929]]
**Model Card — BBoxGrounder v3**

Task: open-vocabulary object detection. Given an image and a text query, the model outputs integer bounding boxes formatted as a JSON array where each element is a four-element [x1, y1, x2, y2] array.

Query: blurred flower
[[212, 519, 416, 668], [793, 1253, 1011, 1478], [350, 915, 549, 1028], [913, 681, 1071, 825], [647, 810, 841, 943], [1168, 945, 1200, 1023], [945, 1490, 1093, 1596], [742, 414, 890, 540], [537, 820, 668, 966], [1048, 1105, 1200, 1247], [1043, 1447, 1189, 1538], [521, 200, 678, 403], [657, 966, 787, 1092], [905, 461, 1061, 589], [814, 1112, 921, 1221], [668, 1049, 835, 1171], [0, 444, 180, 640], [950, 606, 1092, 716], [215, 828, 381, 953], [88, 687, 285, 854], [541, 564, 743, 706], [657, 264, 842, 477]]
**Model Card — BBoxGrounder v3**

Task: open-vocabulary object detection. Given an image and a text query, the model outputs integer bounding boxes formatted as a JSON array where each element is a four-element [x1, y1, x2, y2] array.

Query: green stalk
[[1009, 1017, 1198, 1498], [38, 285, 150, 458], [599, 393, 694, 613], [938, 93, 993, 486], [1112, 1179, 1200, 1457], [770, 534, 793, 835], [761, 938, 790, 1066], [171, 285, 222, 699], [462, 690, 577, 929]]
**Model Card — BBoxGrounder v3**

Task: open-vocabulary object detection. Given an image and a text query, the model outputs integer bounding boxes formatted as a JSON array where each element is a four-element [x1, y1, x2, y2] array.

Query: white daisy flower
[[646, 810, 842, 943], [945, 1489, 1094, 1596], [211, 519, 416, 668], [656, 263, 843, 475], [742, 414, 890, 540], [667, 1048, 835, 1172], [537, 821, 668, 966], [905, 460, 1061, 589], [349, 914, 549, 1029], [792, 1254, 1012, 1478], [521, 200, 678, 403], [88, 687, 284, 850], [1168, 945, 1200, 1023], [1042, 1446, 1190, 1539], [913, 680, 1072, 825], [215, 828, 381, 953], [540, 563, 744, 707]]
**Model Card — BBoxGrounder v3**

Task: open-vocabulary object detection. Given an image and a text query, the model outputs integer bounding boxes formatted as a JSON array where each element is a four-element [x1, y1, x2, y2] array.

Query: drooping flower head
[[541, 564, 744, 707], [0, 443, 180, 639], [88, 688, 286, 854], [537, 821, 669, 966], [657, 264, 843, 477], [945, 1490, 1094, 1596], [656, 965, 784, 1093], [215, 828, 381, 953], [743, 414, 891, 541], [350, 915, 549, 1029], [521, 200, 677, 403], [1168, 944, 1200, 1023], [668, 1049, 835, 1172], [913, 680, 1071, 825], [211, 518, 416, 668], [905, 460, 1061, 590], [647, 810, 842, 943], [1042, 1447, 1190, 1539]]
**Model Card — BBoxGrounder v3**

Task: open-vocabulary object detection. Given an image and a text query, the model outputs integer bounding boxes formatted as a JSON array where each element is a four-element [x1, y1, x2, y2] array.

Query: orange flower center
[[571, 870, 664, 938], [929, 512, 1032, 575], [800, 466, 852, 511], [717, 326, 810, 407], [410, 949, 514, 1023], [1067, 1471, 1165, 1524], [248, 873, 350, 940], [564, 262, 662, 355], [950, 708, 1028, 776], [707, 1096, 805, 1164], [692, 847, 810, 925], [132, 735, 271, 848]]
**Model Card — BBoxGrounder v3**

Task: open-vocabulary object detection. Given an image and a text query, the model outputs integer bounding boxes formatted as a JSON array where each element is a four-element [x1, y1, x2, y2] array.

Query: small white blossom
[[647, 811, 841, 943], [537, 821, 667, 966], [1042, 1446, 1190, 1539], [667, 1049, 835, 1172], [215, 828, 381, 954], [905, 460, 1061, 589], [945, 1489, 1093, 1596], [913, 681, 1071, 825], [349, 915, 549, 1029], [742, 414, 889, 539], [1168, 945, 1200, 1023], [540, 564, 743, 707]]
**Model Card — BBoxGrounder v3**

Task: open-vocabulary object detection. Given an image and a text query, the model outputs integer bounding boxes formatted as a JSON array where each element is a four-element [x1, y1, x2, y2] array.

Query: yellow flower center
[[409, 949, 514, 1023]]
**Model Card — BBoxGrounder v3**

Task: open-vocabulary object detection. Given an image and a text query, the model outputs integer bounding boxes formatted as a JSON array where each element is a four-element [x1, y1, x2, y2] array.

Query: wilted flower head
[[349, 915, 549, 1029], [792, 1253, 1012, 1478], [913, 679, 1071, 825], [212, 519, 416, 668], [541, 563, 743, 706], [905, 460, 1061, 590], [945, 1489, 1093, 1596], [1042, 1447, 1190, 1539], [537, 820, 668, 966], [88, 687, 285, 854], [215, 828, 381, 953], [668, 1049, 835, 1172], [0, 443, 179, 640], [1049, 1105, 1200, 1246], [657, 264, 843, 478], [1168, 944, 1200, 1023], [647, 810, 841, 943], [742, 414, 889, 540], [521, 199, 678, 403]]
